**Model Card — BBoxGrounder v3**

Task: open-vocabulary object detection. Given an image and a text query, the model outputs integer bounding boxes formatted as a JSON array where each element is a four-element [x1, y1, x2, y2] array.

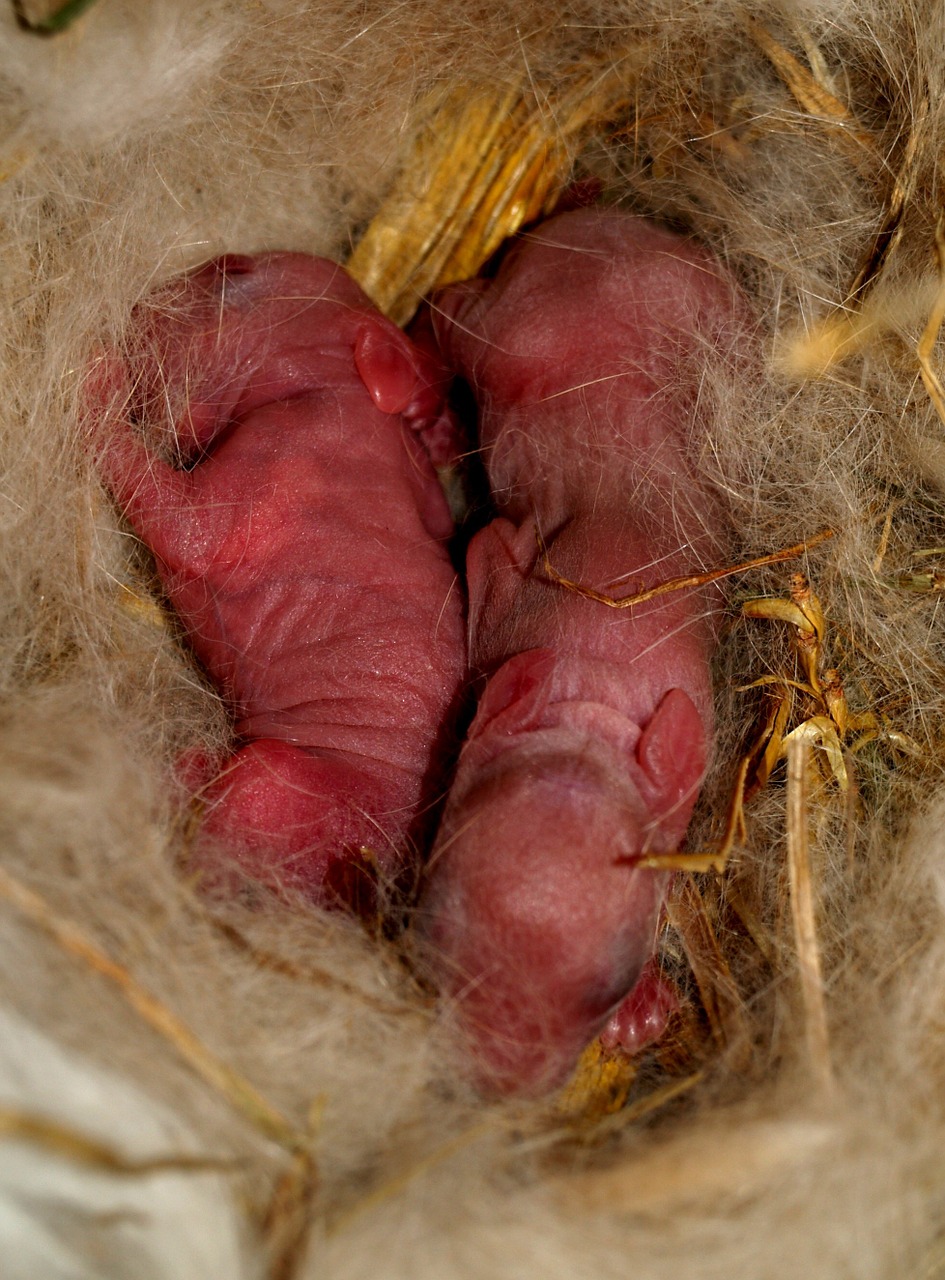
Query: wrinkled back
[[419, 210, 750, 1094]]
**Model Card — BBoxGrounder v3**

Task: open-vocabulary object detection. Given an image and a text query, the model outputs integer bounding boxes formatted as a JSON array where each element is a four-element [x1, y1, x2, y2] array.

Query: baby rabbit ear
[[353, 318, 422, 415], [634, 687, 707, 815], [469, 647, 556, 741]]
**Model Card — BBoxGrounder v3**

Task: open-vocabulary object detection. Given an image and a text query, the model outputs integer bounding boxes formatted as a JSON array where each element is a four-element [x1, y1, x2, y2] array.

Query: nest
[[2, 2, 945, 1276]]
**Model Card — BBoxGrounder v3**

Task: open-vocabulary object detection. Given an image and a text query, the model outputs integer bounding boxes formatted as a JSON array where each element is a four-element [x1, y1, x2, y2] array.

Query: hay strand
[[785, 736, 833, 1094]]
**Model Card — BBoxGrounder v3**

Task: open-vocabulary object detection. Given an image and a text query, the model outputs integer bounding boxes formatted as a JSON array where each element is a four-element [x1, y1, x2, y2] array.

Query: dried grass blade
[[785, 736, 833, 1092], [871, 502, 898, 575], [116, 580, 170, 630], [746, 17, 875, 170], [665, 875, 749, 1063], [739, 685, 792, 791], [784, 716, 848, 790], [724, 875, 776, 965], [918, 213, 945, 428], [847, 94, 929, 301], [717, 752, 751, 862], [347, 84, 523, 322], [0, 863, 303, 1154], [261, 1149, 320, 1280], [640, 851, 729, 873], [208, 913, 420, 1017], [0, 1105, 234, 1175], [741, 597, 815, 630], [557, 1037, 638, 1122]]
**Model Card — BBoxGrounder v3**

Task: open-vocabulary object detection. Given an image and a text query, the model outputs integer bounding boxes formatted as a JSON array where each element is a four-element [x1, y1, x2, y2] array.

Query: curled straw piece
[[537, 525, 835, 610], [347, 48, 646, 325]]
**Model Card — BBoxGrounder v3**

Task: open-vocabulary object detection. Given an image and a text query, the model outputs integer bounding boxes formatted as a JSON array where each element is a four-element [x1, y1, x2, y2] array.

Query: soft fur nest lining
[[2, 2, 945, 1276]]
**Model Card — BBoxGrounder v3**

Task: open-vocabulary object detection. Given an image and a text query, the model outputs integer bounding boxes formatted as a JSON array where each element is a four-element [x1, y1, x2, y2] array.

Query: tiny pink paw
[[599, 961, 679, 1057]]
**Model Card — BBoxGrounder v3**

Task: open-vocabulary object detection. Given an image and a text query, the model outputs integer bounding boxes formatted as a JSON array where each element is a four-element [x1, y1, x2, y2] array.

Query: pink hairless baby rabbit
[[92, 253, 465, 908], [418, 208, 749, 1094]]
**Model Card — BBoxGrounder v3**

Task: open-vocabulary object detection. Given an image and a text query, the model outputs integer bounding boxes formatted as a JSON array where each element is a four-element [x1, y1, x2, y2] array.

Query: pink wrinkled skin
[[92, 253, 465, 908], [418, 208, 748, 1094]]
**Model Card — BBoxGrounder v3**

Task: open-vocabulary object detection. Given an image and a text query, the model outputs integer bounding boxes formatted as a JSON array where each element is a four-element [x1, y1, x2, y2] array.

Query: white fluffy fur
[[0, 1010, 246, 1279], [2, 0, 945, 1275]]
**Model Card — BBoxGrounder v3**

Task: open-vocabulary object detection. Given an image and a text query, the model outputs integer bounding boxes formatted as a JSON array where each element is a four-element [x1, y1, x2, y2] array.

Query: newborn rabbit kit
[[91, 250, 465, 907], [419, 208, 747, 1095], [2, 3, 945, 1278]]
